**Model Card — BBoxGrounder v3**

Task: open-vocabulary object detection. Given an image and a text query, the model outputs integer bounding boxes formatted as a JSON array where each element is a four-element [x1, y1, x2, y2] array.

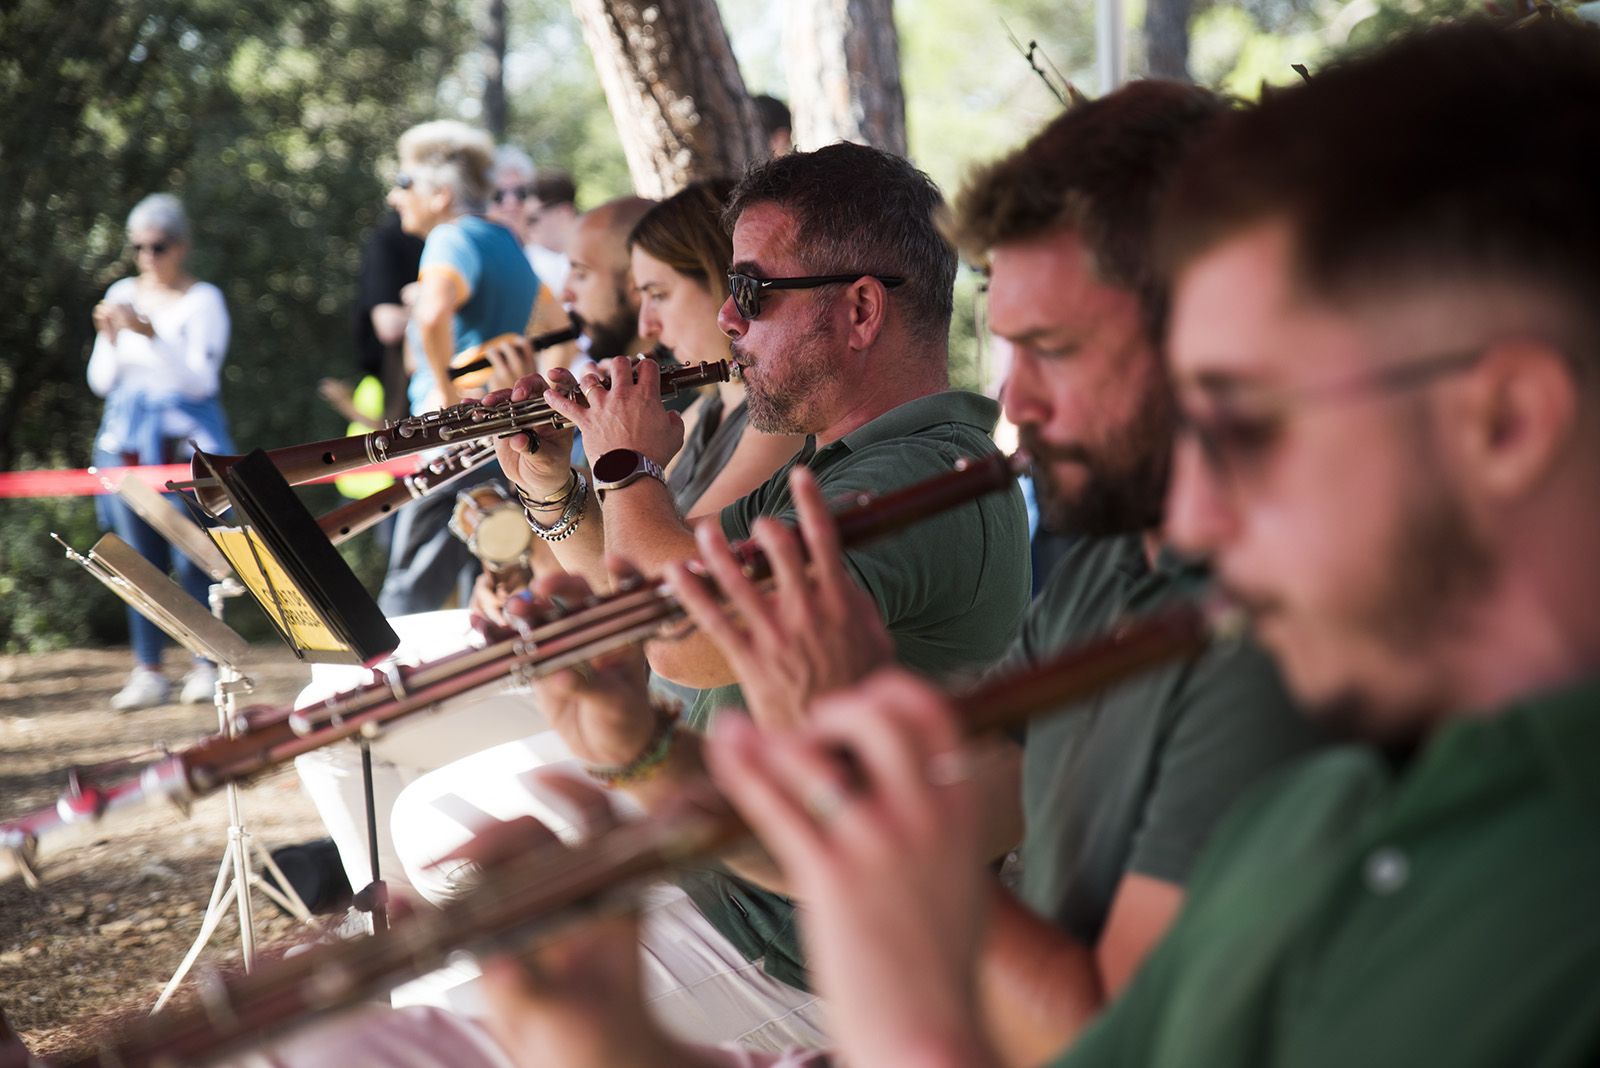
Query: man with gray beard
[[477, 141, 1030, 1047], [465, 83, 1323, 1068]]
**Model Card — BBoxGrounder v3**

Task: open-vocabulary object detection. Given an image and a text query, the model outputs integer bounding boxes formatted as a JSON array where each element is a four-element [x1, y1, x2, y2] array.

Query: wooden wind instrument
[[176, 357, 730, 517], [51, 600, 1212, 1068], [0, 450, 1024, 889], [314, 441, 498, 545]]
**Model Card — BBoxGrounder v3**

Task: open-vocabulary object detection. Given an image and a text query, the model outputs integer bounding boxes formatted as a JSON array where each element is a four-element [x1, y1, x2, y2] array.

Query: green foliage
[[502, 0, 632, 204], [0, 0, 462, 651]]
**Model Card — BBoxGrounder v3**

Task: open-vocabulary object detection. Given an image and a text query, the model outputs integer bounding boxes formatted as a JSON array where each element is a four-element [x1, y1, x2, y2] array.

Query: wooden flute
[[0, 451, 1026, 889], [49, 600, 1212, 1068], [313, 440, 499, 545], [176, 356, 730, 517]]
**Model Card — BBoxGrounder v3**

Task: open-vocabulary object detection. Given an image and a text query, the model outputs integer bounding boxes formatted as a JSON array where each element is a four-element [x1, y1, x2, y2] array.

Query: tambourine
[[449, 483, 533, 570]]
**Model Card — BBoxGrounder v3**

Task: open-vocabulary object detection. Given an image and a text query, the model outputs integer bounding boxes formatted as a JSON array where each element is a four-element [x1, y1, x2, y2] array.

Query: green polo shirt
[[1055, 677, 1600, 1068], [674, 389, 1032, 991], [1010, 536, 1321, 945]]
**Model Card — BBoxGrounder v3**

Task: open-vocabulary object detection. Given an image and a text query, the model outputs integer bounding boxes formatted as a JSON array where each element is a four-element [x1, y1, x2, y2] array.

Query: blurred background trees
[[0, 0, 1492, 651]]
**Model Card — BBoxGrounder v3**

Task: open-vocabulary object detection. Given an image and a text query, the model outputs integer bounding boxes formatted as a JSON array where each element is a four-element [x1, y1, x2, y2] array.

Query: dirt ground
[[0, 645, 331, 1058]]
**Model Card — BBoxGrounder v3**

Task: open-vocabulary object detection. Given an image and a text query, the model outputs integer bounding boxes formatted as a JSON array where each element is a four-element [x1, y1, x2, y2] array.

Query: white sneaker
[[179, 664, 219, 705], [111, 668, 170, 712]]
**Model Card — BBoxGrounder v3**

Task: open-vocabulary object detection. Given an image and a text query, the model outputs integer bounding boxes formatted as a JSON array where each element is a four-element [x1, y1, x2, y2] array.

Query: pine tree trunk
[[1145, 0, 1193, 81], [482, 0, 508, 139], [570, 0, 764, 198], [785, 0, 907, 156]]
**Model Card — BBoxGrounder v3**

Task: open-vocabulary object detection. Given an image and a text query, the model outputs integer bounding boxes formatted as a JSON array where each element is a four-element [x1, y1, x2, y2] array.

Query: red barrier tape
[[0, 458, 422, 499]]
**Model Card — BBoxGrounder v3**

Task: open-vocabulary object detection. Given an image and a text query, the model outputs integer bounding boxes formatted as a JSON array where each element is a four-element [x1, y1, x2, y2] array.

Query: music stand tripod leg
[[150, 581, 315, 1015], [351, 738, 389, 935]]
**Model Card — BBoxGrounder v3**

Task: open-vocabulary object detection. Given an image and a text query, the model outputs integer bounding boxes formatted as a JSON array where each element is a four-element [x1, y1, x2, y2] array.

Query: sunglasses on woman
[[131, 241, 171, 256], [493, 185, 529, 204], [726, 272, 905, 320]]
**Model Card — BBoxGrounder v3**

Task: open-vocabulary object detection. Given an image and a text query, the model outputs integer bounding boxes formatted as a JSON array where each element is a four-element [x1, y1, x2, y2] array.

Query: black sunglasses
[[131, 240, 171, 256], [493, 185, 529, 204], [726, 272, 906, 320], [393, 172, 414, 191]]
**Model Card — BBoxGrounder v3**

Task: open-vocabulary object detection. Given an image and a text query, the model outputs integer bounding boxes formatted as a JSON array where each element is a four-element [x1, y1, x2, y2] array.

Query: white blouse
[[87, 277, 230, 401]]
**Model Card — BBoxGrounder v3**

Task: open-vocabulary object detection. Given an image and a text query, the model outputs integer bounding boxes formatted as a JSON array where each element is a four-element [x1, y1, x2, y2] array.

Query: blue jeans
[[93, 449, 213, 669]]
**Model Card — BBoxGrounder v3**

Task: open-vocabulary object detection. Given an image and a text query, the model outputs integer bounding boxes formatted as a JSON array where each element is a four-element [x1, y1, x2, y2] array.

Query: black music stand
[[177, 450, 400, 942], [50, 528, 315, 1011]]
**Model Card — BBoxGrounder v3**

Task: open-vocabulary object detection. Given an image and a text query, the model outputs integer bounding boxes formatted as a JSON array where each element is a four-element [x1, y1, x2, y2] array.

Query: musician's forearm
[[530, 482, 607, 585], [977, 884, 1104, 1068]]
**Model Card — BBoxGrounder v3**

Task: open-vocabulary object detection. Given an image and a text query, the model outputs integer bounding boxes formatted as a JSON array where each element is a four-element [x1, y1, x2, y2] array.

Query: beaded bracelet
[[584, 703, 682, 787]]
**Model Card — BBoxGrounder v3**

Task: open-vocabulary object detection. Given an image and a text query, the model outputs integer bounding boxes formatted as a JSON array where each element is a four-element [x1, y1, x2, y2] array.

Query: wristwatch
[[592, 448, 667, 502]]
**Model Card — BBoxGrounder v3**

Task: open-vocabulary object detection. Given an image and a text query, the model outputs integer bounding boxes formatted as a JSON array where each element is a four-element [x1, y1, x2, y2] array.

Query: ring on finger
[[925, 748, 975, 787], [802, 781, 852, 825]]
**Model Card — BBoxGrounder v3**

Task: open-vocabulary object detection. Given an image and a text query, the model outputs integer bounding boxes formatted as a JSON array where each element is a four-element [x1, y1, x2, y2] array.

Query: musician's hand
[[471, 570, 513, 628], [475, 780, 692, 1068], [509, 562, 657, 768], [706, 671, 996, 1068], [664, 466, 893, 732], [484, 334, 541, 393], [545, 355, 685, 470], [481, 370, 577, 501], [105, 302, 153, 337]]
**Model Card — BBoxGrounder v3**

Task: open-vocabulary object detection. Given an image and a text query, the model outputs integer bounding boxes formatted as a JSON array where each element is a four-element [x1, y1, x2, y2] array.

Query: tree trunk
[[785, 0, 907, 156], [569, 0, 763, 198], [1144, 0, 1193, 81], [482, 0, 508, 139]]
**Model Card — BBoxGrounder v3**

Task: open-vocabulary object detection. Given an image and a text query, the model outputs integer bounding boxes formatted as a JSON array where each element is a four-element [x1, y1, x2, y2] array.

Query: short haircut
[[531, 170, 577, 207], [1159, 19, 1600, 369], [753, 94, 792, 137], [725, 141, 957, 344], [629, 177, 737, 304], [948, 80, 1229, 342], [491, 145, 536, 185], [397, 120, 494, 215], [127, 193, 190, 243]]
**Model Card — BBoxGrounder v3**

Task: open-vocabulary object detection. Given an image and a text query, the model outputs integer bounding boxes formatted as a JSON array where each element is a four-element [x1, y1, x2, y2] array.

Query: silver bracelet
[[518, 471, 589, 542]]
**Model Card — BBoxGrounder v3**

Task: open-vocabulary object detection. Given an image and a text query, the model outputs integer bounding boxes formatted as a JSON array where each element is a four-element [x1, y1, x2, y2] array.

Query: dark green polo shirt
[[1056, 677, 1600, 1068], [1010, 536, 1321, 945], [675, 389, 1032, 991]]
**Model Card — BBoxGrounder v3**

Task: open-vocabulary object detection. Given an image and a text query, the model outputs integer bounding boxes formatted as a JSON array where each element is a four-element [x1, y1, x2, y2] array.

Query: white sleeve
[[87, 331, 118, 397], [144, 283, 230, 398], [86, 278, 136, 397]]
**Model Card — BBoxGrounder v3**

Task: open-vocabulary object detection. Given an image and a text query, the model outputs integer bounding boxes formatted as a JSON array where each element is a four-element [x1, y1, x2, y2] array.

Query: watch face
[[593, 448, 641, 483]]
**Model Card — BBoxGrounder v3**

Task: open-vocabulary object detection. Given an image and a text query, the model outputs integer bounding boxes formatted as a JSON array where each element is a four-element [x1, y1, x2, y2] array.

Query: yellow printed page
[[210, 528, 350, 653]]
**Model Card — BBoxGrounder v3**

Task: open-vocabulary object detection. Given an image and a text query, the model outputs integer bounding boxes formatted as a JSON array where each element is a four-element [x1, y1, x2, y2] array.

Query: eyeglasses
[[494, 185, 529, 204], [726, 272, 906, 320], [393, 172, 414, 191], [1176, 347, 1485, 485], [131, 241, 171, 256]]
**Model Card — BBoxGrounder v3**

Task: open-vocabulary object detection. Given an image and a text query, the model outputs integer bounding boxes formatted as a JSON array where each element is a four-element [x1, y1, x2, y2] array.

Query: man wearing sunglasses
[[462, 82, 1321, 1068], [474, 141, 1030, 1047]]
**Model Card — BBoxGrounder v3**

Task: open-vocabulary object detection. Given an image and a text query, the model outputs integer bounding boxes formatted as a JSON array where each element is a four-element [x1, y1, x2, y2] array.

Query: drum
[[448, 483, 532, 570]]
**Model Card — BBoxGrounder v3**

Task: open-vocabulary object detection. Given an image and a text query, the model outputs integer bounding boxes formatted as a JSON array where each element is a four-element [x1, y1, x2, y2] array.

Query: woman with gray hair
[[88, 192, 233, 711], [378, 121, 538, 617]]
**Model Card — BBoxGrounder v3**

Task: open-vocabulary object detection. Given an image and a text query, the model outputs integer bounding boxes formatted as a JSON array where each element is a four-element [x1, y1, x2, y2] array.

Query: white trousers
[[387, 736, 830, 1052], [292, 610, 547, 896], [234, 1003, 830, 1068]]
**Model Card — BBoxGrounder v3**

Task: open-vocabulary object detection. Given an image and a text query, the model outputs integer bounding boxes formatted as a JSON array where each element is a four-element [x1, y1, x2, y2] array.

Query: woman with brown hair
[[629, 178, 805, 518]]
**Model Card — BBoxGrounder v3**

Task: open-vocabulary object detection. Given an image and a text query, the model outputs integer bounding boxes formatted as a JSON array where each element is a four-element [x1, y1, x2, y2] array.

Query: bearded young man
[[689, 19, 1600, 1068], [465, 82, 1323, 1068]]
